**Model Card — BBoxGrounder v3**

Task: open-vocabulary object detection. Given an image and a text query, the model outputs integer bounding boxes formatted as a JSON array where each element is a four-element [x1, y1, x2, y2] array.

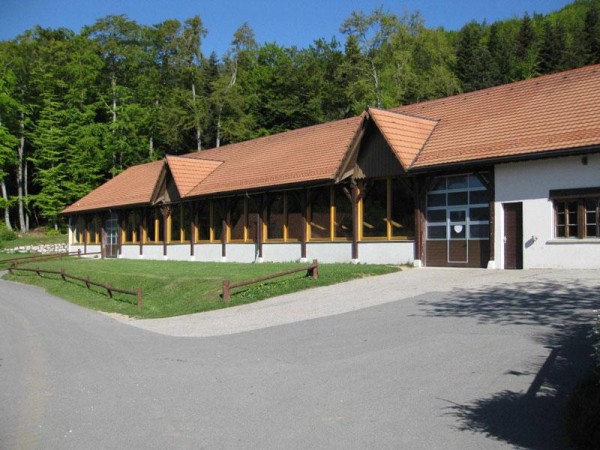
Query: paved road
[[1, 269, 598, 449]]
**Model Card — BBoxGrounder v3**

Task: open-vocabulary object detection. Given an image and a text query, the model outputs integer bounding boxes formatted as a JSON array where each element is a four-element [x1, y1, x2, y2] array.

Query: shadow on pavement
[[420, 279, 599, 450]]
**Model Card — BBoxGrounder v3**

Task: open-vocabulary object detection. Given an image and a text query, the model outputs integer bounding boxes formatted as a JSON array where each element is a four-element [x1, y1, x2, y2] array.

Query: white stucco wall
[[120, 245, 141, 259], [305, 242, 352, 263], [262, 243, 303, 262], [193, 244, 224, 262], [226, 244, 259, 263], [359, 241, 414, 264], [141, 245, 165, 260], [495, 154, 600, 269]]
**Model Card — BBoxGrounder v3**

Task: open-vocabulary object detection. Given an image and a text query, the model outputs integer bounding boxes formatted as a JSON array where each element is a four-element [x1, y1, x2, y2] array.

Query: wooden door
[[447, 207, 468, 263], [503, 203, 523, 269]]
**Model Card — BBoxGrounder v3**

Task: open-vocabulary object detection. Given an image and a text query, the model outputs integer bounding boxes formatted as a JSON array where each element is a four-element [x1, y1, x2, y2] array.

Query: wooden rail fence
[[0, 250, 101, 267], [222, 259, 318, 302], [7, 265, 142, 309]]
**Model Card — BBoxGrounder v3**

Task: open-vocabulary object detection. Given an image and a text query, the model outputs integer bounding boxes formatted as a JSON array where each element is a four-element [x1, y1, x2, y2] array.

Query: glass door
[[105, 217, 119, 258]]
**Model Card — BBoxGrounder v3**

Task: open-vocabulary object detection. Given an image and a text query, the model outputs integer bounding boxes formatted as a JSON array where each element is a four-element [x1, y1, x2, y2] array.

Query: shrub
[[0, 221, 16, 242], [45, 228, 62, 237]]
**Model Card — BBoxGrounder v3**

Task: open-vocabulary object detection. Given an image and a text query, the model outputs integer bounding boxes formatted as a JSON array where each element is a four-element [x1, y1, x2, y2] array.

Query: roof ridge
[[408, 120, 441, 169], [369, 106, 439, 124], [393, 63, 600, 112]]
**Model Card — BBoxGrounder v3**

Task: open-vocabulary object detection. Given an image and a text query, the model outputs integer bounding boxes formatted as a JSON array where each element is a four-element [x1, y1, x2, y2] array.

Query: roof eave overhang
[[407, 144, 600, 175], [62, 201, 152, 216]]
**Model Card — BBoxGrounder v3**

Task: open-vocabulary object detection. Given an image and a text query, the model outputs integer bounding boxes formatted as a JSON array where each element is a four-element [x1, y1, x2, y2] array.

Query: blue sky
[[2, 0, 573, 56]]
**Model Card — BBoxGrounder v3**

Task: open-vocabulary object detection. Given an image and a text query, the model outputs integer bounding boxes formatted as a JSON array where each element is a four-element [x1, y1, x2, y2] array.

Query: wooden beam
[[301, 190, 307, 259], [190, 202, 196, 257], [352, 183, 359, 260]]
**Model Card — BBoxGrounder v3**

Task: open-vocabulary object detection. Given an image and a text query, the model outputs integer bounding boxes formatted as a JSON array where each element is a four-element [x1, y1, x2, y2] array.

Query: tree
[[584, 2, 600, 63], [455, 21, 493, 92], [0, 65, 18, 230], [539, 19, 569, 73], [514, 13, 539, 79], [340, 8, 400, 107]]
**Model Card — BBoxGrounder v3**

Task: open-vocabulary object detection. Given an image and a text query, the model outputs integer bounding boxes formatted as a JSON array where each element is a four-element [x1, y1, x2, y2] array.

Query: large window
[[426, 174, 489, 240], [197, 202, 210, 241], [361, 178, 414, 240], [123, 210, 140, 243], [286, 191, 304, 241], [309, 187, 331, 240], [552, 188, 600, 239], [334, 186, 352, 239], [87, 215, 101, 244], [145, 208, 163, 243], [73, 216, 86, 244], [266, 194, 284, 240], [229, 198, 246, 241]]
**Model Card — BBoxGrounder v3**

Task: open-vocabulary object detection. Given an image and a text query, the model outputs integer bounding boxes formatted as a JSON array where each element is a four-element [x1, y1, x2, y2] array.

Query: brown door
[[503, 203, 523, 269]]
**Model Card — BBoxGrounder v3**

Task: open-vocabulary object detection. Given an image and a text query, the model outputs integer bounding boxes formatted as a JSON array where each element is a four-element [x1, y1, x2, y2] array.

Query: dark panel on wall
[[354, 125, 404, 179], [426, 240, 490, 268]]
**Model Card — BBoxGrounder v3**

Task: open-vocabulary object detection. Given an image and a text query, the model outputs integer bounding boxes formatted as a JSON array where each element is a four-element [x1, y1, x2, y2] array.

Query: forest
[[0, 0, 599, 231]]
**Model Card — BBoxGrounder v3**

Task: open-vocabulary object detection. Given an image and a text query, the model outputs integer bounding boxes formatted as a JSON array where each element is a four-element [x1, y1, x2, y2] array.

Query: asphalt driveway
[[1, 268, 598, 449]]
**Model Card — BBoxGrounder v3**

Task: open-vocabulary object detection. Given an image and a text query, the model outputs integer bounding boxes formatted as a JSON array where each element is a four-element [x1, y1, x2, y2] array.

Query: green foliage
[[0, 221, 16, 241]]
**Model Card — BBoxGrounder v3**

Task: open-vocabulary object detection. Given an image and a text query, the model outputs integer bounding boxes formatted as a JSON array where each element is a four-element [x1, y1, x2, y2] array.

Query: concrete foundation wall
[[141, 245, 165, 260], [359, 241, 414, 264], [193, 244, 224, 262], [306, 242, 353, 263], [495, 154, 600, 269]]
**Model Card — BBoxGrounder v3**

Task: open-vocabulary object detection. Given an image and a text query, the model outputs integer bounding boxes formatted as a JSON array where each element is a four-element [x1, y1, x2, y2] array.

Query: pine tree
[[584, 3, 600, 63], [455, 22, 493, 92]]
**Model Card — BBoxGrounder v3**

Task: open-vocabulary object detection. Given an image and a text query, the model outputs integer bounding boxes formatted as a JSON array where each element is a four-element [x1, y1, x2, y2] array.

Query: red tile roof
[[166, 155, 223, 197], [63, 161, 164, 214], [183, 115, 365, 196], [63, 65, 600, 214], [367, 107, 438, 169], [396, 64, 600, 168]]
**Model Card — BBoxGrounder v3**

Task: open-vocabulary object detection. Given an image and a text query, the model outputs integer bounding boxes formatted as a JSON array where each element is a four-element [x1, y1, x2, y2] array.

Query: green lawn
[[0, 231, 67, 250], [2, 258, 401, 318]]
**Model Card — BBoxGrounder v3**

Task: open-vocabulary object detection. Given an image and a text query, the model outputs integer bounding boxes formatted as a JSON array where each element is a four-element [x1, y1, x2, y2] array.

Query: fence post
[[107, 283, 113, 299], [222, 279, 231, 302], [36, 267, 41, 277], [137, 287, 142, 310], [311, 259, 318, 280], [77, 249, 81, 258], [8, 264, 13, 275], [85, 275, 90, 289], [60, 268, 66, 281]]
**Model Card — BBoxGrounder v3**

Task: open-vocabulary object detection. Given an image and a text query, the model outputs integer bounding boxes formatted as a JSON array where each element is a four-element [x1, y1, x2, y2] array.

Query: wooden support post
[[85, 275, 90, 289], [60, 268, 66, 281], [351, 184, 359, 261], [137, 287, 142, 310], [100, 223, 107, 259], [35, 267, 40, 277], [190, 203, 196, 257], [311, 259, 318, 280], [77, 249, 81, 258], [83, 219, 87, 255], [258, 197, 264, 260], [222, 279, 231, 302], [221, 216, 228, 258], [163, 207, 169, 257], [301, 191, 307, 260], [107, 283, 113, 299], [139, 210, 145, 256], [414, 177, 426, 264], [8, 264, 13, 275]]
